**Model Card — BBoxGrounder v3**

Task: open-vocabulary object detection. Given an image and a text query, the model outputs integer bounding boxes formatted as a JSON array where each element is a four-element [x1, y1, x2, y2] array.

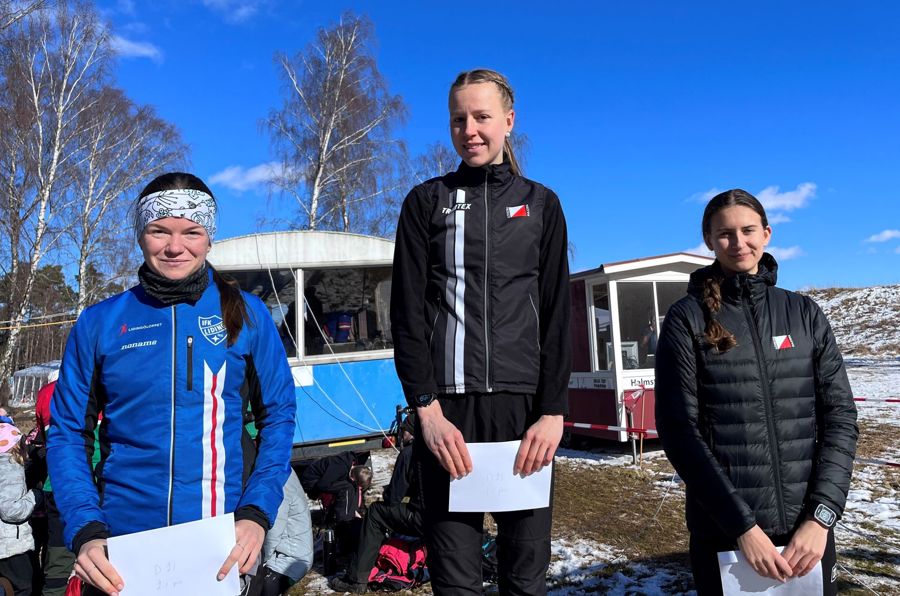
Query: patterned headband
[[135, 188, 218, 241]]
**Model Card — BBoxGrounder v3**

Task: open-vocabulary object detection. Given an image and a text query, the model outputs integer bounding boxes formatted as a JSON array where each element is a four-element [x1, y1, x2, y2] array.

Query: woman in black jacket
[[388, 68, 571, 596], [655, 189, 857, 595]]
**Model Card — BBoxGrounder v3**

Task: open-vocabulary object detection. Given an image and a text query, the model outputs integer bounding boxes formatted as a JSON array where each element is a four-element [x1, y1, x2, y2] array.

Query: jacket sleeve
[[806, 299, 858, 520], [262, 471, 313, 582], [0, 461, 37, 523], [237, 296, 297, 529], [47, 309, 108, 551], [535, 190, 571, 416], [390, 187, 438, 402], [654, 304, 757, 539]]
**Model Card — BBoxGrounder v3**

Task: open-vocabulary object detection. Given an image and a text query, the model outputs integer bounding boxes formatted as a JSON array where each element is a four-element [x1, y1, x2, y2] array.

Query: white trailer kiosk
[[567, 253, 713, 445], [208, 231, 403, 459]]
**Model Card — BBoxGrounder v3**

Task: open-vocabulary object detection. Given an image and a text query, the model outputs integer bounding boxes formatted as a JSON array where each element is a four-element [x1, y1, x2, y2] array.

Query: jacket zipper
[[529, 293, 541, 351], [483, 173, 493, 392], [741, 281, 788, 530], [186, 336, 194, 391], [167, 306, 176, 526]]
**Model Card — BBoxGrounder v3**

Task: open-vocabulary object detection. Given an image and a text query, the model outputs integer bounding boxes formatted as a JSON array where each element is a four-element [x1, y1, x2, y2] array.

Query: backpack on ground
[[367, 536, 428, 591]]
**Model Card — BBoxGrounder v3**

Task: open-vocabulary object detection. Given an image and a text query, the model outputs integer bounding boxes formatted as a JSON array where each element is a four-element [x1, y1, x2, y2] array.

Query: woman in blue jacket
[[48, 173, 296, 595]]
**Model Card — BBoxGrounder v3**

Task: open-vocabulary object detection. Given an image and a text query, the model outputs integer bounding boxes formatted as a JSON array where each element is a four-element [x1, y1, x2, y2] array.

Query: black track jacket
[[391, 160, 571, 415], [655, 255, 858, 542]]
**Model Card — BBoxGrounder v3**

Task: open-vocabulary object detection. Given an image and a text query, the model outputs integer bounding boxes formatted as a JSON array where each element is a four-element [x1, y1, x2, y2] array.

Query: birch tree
[[0, 0, 47, 31], [266, 13, 406, 231], [65, 86, 186, 315], [0, 1, 108, 398]]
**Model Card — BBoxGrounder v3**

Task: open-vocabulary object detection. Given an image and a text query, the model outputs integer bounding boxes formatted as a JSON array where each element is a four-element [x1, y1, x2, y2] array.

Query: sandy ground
[[293, 358, 900, 595]]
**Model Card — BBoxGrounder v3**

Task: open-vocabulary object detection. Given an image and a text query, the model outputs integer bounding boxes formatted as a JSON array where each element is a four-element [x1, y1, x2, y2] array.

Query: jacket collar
[[453, 157, 514, 187], [688, 253, 778, 303]]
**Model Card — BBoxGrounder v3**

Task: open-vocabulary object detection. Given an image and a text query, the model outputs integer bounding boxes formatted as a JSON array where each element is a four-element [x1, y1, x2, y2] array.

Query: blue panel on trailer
[[292, 358, 403, 445]]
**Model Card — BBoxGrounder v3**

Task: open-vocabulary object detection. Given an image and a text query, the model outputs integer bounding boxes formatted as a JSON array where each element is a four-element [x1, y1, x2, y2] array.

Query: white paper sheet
[[108, 513, 240, 596], [718, 548, 824, 595], [448, 440, 552, 512]]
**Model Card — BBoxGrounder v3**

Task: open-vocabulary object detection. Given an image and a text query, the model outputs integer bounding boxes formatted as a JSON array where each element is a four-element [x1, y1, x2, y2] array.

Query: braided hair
[[700, 189, 769, 353]]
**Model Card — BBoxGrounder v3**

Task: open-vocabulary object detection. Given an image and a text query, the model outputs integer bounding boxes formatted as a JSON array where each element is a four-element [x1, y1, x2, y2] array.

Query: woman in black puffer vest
[[655, 189, 857, 596]]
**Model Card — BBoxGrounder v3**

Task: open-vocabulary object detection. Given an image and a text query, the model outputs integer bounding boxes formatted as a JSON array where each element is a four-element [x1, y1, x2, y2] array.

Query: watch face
[[414, 393, 435, 407], [814, 504, 836, 527]]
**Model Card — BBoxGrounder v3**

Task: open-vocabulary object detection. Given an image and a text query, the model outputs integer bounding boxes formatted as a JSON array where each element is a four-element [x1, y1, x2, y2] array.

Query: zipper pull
[[186, 336, 194, 391]]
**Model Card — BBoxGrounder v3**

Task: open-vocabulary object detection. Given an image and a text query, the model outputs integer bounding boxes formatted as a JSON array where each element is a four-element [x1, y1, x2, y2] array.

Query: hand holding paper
[[449, 440, 552, 512], [107, 513, 240, 596]]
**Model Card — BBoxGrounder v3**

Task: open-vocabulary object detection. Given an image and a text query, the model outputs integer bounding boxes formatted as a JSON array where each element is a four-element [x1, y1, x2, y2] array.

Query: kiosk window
[[591, 284, 612, 370], [226, 269, 298, 358], [616, 282, 654, 370], [656, 281, 688, 323], [303, 267, 392, 357]]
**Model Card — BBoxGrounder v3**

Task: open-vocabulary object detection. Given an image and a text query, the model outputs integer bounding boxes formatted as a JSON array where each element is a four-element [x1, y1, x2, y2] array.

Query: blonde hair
[[449, 68, 521, 176], [7, 440, 25, 466]]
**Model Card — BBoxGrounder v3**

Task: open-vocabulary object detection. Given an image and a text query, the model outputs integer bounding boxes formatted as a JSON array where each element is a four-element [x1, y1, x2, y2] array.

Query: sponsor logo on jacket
[[119, 322, 162, 335], [121, 340, 158, 351], [772, 334, 794, 350], [506, 205, 530, 218]]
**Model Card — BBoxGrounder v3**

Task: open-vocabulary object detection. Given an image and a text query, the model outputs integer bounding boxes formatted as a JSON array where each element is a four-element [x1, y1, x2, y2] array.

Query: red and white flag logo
[[772, 335, 794, 350], [506, 205, 529, 218]]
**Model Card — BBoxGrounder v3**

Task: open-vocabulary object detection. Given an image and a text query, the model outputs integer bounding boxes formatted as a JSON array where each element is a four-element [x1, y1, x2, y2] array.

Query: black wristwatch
[[409, 392, 438, 408], [812, 503, 837, 529]]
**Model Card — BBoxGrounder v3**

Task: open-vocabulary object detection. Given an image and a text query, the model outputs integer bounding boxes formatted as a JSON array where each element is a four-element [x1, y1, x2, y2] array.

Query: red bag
[[367, 537, 428, 590], [64, 576, 82, 596]]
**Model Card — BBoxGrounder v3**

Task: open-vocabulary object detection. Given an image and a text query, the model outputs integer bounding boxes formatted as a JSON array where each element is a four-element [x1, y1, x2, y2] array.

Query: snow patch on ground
[[804, 285, 900, 357], [547, 537, 691, 595]]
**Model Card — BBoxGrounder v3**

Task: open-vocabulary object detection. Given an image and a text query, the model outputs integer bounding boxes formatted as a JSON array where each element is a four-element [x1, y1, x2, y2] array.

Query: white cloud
[[865, 229, 900, 243], [767, 246, 803, 261], [767, 213, 791, 225], [756, 182, 816, 211], [685, 242, 714, 258], [690, 188, 724, 203], [209, 162, 282, 192], [109, 35, 162, 62], [201, 0, 264, 23]]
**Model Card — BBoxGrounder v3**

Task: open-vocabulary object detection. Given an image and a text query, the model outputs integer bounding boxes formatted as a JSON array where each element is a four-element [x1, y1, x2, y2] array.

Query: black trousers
[[347, 501, 424, 584], [415, 393, 553, 596], [689, 528, 838, 596], [0, 552, 33, 596]]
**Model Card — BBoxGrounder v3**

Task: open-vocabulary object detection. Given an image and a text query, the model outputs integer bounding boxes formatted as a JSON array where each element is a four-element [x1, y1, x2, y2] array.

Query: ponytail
[[702, 276, 737, 353], [210, 265, 252, 346], [504, 135, 521, 177]]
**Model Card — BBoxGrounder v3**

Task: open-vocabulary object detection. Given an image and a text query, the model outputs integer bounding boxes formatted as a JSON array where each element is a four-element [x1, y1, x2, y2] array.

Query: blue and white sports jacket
[[48, 274, 296, 551]]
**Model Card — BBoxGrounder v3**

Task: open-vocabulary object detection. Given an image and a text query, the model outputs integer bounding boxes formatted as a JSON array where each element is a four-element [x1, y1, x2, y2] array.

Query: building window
[[302, 267, 392, 357], [226, 269, 297, 357], [592, 284, 612, 370], [616, 282, 655, 370], [656, 281, 688, 325]]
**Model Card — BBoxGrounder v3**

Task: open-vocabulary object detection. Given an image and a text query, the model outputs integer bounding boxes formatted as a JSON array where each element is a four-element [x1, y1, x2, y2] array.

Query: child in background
[[0, 422, 42, 596]]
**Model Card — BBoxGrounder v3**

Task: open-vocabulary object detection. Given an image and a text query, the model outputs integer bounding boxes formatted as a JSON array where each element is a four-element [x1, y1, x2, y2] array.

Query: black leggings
[[415, 393, 553, 596], [689, 528, 837, 596]]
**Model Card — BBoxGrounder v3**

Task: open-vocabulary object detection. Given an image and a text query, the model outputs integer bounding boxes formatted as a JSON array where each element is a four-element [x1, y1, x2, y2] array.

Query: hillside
[[803, 284, 900, 358]]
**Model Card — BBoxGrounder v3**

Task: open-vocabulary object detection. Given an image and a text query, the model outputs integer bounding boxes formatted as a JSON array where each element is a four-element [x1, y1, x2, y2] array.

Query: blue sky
[[99, 0, 899, 290]]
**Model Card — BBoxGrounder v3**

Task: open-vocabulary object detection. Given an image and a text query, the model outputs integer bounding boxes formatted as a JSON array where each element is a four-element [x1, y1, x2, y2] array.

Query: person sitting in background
[[300, 452, 372, 554], [246, 469, 313, 596], [330, 416, 423, 594]]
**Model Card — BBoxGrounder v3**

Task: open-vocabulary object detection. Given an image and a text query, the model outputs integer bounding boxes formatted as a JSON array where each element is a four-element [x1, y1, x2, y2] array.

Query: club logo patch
[[506, 205, 530, 218], [199, 315, 227, 346], [772, 334, 794, 350]]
